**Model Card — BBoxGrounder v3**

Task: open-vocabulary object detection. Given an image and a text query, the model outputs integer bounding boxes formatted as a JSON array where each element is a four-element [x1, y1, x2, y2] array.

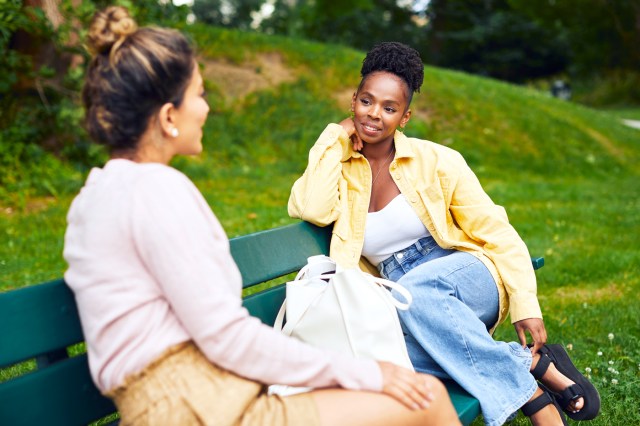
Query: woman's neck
[[112, 131, 173, 164], [361, 140, 395, 161]]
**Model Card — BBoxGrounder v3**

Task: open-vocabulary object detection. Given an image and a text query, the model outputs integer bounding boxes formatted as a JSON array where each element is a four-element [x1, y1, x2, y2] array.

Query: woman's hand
[[513, 318, 547, 356], [338, 117, 363, 152], [377, 361, 435, 410]]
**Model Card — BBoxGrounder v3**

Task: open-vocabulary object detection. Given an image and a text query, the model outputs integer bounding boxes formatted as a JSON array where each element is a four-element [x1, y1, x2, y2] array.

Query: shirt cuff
[[509, 292, 543, 323]]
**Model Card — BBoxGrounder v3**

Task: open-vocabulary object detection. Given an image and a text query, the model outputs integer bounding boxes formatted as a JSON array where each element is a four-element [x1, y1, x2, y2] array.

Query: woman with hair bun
[[289, 42, 600, 425], [64, 7, 460, 425]]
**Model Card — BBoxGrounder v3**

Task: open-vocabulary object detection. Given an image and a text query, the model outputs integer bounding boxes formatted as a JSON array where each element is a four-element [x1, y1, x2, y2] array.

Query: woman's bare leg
[[311, 375, 460, 426]]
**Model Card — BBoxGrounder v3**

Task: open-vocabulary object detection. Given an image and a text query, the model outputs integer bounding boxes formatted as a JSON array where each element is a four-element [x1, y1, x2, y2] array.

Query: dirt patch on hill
[[1, 196, 57, 216], [332, 88, 354, 112], [200, 52, 296, 100]]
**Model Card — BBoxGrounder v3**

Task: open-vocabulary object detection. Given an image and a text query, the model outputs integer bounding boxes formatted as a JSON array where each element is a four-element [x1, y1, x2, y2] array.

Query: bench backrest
[[0, 221, 330, 426]]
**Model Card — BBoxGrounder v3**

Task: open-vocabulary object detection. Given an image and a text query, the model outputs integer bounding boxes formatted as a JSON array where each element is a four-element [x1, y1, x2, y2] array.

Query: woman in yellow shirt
[[289, 42, 599, 425]]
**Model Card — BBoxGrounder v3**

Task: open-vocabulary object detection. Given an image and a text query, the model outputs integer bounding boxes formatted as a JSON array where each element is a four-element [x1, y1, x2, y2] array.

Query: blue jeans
[[378, 236, 538, 426]]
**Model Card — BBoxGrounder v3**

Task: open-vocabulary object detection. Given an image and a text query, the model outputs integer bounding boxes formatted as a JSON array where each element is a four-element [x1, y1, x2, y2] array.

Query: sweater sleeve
[[447, 154, 542, 322], [288, 123, 350, 225], [130, 168, 382, 391]]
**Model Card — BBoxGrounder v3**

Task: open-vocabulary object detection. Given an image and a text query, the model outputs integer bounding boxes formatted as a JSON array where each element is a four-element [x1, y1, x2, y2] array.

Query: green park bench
[[0, 221, 544, 425]]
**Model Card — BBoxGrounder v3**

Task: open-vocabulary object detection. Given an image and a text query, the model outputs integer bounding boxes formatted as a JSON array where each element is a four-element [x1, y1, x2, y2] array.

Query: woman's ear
[[350, 92, 357, 113], [158, 102, 178, 138], [400, 109, 412, 128]]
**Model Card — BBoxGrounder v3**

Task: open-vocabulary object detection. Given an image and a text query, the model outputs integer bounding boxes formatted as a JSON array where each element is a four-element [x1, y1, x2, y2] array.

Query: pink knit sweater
[[63, 159, 381, 393]]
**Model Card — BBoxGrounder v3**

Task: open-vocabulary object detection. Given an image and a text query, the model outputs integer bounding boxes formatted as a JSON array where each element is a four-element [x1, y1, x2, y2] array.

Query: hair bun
[[87, 6, 138, 56]]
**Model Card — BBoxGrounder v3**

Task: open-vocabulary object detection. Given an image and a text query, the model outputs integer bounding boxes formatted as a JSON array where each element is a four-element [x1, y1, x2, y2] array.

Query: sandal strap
[[531, 352, 551, 380], [522, 391, 555, 417], [538, 344, 557, 362], [557, 383, 585, 408]]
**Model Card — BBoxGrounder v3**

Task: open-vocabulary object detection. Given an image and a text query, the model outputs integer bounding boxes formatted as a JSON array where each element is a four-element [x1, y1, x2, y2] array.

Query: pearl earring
[[171, 128, 179, 138]]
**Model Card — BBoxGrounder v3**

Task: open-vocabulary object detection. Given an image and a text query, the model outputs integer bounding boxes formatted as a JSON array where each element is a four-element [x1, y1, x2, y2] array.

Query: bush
[[572, 70, 640, 108], [0, 1, 190, 206]]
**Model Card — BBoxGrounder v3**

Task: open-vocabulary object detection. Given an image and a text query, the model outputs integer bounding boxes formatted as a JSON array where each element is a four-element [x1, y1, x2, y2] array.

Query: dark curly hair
[[359, 42, 424, 106]]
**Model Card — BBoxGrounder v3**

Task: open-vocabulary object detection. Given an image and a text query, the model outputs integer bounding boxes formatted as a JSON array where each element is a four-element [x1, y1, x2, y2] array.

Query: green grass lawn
[[601, 107, 640, 121], [1, 24, 639, 424]]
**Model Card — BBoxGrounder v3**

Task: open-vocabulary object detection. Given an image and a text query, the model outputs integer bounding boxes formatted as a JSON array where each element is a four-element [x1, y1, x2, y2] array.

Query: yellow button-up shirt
[[288, 124, 542, 329]]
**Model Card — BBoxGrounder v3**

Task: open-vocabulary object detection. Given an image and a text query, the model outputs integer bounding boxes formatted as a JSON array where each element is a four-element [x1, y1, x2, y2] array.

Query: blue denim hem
[[485, 349, 537, 426], [486, 378, 538, 426]]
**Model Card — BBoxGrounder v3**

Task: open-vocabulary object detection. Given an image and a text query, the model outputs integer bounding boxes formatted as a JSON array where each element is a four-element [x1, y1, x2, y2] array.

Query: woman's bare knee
[[310, 381, 460, 426]]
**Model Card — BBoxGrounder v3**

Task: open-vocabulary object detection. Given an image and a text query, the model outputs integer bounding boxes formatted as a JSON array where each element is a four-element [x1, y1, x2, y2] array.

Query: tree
[[4, 0, 67, 93], [425, 0, 570, 83], [508, 0, 640, 77], [192, 0, 263, 30], [0, 0, 189, 151], [260, 0, 425, 53]]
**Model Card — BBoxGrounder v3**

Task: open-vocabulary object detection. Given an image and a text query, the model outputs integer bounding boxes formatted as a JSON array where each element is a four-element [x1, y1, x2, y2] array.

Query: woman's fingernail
[[422, 400, 431, 409]]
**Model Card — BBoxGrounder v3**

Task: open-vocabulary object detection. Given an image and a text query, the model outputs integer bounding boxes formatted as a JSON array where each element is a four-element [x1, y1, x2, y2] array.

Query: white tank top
[[362, 194, 429, 266]]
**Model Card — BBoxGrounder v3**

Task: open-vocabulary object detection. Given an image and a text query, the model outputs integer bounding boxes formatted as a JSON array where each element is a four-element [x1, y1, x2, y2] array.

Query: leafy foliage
[[425, 0, 569, 83], [254, 0, 425, 60], [509, 0, 640, 76], [0, 0, 192, 205], [192, 0, 263, 30]]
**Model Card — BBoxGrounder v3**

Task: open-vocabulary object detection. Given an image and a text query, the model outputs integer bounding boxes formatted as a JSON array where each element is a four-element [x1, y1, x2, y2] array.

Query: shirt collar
[[393, 130, 415, 159]]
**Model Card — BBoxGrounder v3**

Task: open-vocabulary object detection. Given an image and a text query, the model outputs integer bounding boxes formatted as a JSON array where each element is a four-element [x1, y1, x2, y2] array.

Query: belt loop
[[377, 262, 385, 278]]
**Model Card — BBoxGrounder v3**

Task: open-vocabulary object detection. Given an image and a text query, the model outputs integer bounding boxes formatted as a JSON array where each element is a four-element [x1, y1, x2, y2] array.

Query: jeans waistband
[[377, 236, 437, 278]]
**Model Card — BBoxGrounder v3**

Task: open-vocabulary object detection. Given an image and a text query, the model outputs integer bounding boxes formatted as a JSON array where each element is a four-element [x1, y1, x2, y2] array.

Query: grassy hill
[[1, 25, 638, 424]]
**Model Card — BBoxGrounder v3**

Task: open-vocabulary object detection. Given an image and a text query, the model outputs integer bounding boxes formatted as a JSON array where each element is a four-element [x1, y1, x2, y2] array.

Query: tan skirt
[[105, 342, 320, 426]]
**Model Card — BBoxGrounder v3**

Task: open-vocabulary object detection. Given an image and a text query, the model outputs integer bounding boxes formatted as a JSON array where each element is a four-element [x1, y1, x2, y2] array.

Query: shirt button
[[394, 174, 401, 180], [428, 225, 435, 231], [397, 252, 404, 259], [410, 197, 417, 203]]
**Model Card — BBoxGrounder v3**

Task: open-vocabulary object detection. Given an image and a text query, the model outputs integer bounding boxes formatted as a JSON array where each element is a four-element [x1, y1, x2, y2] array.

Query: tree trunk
[[8, 0, 83, 149], [9, 0, 81, 93]]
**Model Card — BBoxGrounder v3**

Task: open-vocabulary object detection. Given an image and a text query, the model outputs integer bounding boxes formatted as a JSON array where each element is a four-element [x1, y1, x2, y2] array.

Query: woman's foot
[[522, 387, 567, 426], [529, 344, 600, 420], [530, 352, 584, 413]]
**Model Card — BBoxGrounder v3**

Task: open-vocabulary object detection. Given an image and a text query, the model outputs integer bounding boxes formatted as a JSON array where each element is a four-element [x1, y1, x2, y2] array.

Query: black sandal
[[531, 343, 601, 421], [521, 388, 568, 425]]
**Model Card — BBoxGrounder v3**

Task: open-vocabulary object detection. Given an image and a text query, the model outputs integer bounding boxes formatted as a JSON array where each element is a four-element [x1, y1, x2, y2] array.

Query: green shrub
[[573, 69, 640, 107]]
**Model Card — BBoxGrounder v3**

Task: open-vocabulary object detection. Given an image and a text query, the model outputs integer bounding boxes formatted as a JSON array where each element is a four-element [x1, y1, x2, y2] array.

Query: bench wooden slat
[[0, 279, 84, 366], [0, 354, 116, 426], [230, 221, 330, 287], [532, 257, 545, 270], [445, 380, 481, 425], [231, 222, 544, 287], [242, 285, 286, 324]]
